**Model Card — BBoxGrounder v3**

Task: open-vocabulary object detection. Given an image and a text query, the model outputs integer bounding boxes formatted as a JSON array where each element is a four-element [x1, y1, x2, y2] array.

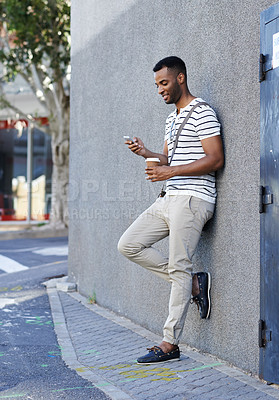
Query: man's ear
[[177, 73, 185, 85]]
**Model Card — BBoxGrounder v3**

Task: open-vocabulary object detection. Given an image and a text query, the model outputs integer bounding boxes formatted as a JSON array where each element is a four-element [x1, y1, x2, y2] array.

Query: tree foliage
[[0, 0, 70, 85]]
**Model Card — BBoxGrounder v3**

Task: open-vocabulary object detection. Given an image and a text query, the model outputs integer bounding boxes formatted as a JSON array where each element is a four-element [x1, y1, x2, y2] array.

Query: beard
[[163, 84, 182, 104]]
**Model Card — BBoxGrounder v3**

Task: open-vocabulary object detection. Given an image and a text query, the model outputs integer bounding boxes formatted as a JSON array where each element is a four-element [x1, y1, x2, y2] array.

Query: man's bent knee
[[117, 234, 140, 259], [117, 235, 128, 257]]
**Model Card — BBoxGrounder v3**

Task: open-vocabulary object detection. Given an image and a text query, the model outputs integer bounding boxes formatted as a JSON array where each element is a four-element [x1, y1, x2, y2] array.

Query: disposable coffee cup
[[145, 158, 160, 167]]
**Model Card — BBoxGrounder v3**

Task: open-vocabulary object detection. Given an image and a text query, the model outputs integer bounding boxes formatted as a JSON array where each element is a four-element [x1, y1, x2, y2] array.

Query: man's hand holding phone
[[123, 135, 134, 143], [123, 136, 145, 156]]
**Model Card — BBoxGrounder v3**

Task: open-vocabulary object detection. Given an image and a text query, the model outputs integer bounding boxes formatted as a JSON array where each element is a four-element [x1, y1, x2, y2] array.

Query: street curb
[[0, 227, 68, 241], [69, 291, 279, 400], [47, 287, 133, 400]]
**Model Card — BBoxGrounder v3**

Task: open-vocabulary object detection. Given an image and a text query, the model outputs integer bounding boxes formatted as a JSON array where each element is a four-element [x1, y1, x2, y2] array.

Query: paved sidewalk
[[47, 286, 279, 400]]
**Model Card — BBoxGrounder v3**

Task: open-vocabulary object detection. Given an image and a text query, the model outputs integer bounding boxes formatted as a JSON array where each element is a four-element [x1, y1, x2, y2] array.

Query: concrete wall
[[69, 0, 278, 374]]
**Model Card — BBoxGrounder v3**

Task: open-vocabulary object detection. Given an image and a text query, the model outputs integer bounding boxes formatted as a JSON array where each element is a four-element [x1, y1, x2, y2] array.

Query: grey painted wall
[[69, 0, 278, 374]]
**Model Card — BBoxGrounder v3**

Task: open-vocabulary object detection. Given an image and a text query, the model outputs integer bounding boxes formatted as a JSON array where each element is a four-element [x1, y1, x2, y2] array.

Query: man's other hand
[[145, 166, 173, 181]]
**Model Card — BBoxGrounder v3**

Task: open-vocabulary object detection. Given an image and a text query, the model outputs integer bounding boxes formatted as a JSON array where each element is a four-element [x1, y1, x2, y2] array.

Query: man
[[118, 56, 224, 364]]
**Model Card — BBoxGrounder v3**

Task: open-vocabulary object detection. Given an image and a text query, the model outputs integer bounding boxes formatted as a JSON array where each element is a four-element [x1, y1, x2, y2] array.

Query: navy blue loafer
[[137, 346, 180, 364], [192, 272, 211, 319]]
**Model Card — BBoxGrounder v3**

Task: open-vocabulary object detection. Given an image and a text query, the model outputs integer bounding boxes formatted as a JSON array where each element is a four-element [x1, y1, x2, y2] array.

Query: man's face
[[154, 66, 182, 105]]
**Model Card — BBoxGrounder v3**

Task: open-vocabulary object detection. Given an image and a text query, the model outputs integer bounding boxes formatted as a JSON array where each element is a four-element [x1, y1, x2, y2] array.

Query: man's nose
[[158, 86, 164, 95]]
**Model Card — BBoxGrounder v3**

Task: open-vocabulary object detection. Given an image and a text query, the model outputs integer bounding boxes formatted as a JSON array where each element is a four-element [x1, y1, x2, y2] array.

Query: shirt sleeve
[[194, 106, 221, 141]]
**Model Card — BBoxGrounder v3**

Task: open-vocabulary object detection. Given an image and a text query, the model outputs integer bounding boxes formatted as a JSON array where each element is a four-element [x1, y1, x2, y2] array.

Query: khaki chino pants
[[118, 194, 214, 345]]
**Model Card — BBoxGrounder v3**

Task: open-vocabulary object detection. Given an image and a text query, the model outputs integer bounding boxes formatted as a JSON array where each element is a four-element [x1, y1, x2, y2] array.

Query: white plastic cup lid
[[145, 158, 160, 162]]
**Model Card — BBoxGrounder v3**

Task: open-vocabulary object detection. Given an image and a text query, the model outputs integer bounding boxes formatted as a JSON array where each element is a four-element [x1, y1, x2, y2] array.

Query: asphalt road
[[0, 237, 110, 400], [0, 237, 69, 275]]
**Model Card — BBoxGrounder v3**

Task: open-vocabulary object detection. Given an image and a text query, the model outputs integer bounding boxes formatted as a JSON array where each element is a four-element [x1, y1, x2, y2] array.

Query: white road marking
[[0, 298, 16, 309], [32, 246, 68, 256], [0, 255, 29, 273]]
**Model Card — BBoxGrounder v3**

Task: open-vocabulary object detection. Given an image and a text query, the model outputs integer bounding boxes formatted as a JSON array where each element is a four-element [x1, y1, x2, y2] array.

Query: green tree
[[0, 0, 71, 228]]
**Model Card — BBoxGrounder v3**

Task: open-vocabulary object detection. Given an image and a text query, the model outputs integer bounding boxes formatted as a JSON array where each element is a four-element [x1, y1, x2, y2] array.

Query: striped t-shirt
[[164, 97, 221, 204]]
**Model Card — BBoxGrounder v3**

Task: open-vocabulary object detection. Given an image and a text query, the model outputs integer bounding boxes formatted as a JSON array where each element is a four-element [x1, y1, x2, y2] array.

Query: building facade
[[0, 73, 52, 222], [69, 0, 278, 375]]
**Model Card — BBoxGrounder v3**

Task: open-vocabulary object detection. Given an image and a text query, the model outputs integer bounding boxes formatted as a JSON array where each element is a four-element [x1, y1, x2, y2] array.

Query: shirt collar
[[176, 98, 201, 115]]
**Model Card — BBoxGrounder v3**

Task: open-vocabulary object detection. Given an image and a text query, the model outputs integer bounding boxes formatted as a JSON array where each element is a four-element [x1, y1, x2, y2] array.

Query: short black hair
[[153, 56, 187, 78]]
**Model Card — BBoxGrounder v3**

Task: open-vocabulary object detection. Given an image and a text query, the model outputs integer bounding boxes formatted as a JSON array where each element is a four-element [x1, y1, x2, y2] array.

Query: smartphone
[[123, 135, 134, 143]]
